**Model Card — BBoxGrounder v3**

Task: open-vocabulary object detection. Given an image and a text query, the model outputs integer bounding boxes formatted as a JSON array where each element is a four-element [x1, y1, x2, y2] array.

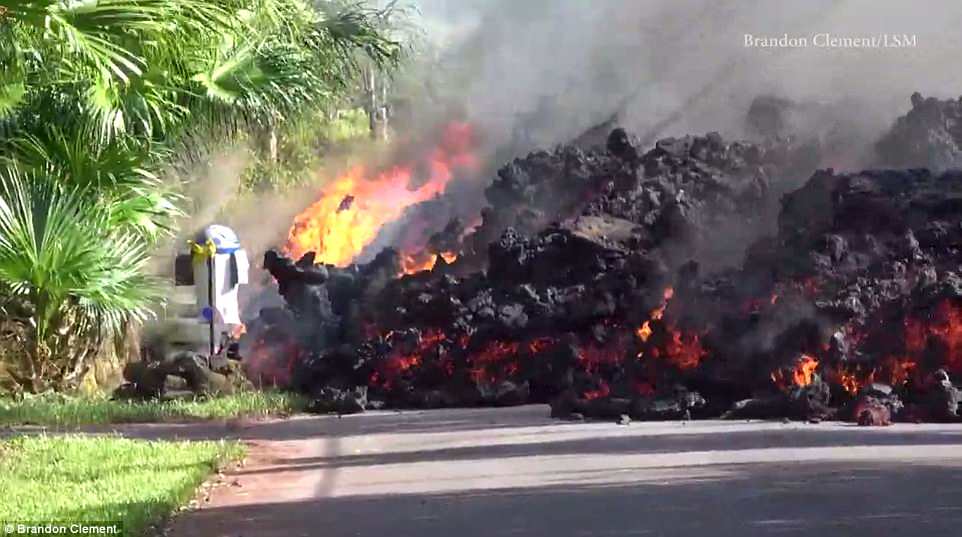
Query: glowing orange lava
[[371, 329, 449, 390], [243, 333, 301, 387], [285, 122, 477, 266], [527, 337, 555, 354], [882, 356, 918, 386], [583, 381, 611, 400], [663, 329, 708, 370], [469, 341, 521, 384]]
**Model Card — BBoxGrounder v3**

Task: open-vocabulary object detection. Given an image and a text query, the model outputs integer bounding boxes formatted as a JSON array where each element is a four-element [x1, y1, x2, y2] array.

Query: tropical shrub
[[0, 0, 400, 392]]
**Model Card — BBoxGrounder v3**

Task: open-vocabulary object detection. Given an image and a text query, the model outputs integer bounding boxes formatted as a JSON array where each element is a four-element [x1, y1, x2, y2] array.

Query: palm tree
[[0, 165, 159, 392], [0, 0, 400, 392]]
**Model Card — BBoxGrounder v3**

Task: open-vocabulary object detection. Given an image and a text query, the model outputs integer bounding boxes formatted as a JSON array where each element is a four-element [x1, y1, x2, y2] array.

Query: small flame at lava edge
[[284, 122, 478, 266], [635, 287, 674, 342], [400, 250, 459, 274], [771, 354, 820, 390]]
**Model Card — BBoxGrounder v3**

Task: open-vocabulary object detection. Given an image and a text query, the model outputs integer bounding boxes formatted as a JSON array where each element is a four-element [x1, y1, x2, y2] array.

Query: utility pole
[[366, 0, 389, 141]]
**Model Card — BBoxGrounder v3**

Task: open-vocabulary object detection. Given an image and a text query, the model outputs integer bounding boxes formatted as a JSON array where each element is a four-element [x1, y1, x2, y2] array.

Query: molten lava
[[662, 329, 708, 370], [907, 300, 962, 372], [583, 381, 611, 400], [469, 341, 521, 384], [372, 329, 449, 390], [881, 356, 918, 386], [285, 121, 477, 266], [243, 331, 302, 387]]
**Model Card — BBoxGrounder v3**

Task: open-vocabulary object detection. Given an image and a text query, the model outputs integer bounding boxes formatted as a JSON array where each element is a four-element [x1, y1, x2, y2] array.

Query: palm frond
[[0, 165, 162, 338]]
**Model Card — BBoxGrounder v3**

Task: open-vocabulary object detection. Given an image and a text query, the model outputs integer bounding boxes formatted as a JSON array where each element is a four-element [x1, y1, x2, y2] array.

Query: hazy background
[[408, 0, 962, 161], [217, 0, 962, 272]]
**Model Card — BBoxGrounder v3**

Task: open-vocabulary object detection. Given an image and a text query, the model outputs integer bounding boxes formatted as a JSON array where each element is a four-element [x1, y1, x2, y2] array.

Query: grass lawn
[[0, 391, 307, 427], [0, 435, 243, 535]]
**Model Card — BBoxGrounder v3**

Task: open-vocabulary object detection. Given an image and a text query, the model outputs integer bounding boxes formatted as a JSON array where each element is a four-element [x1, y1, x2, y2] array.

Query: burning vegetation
[[240, 93, 962, 424], [283, 121, 478, 268]]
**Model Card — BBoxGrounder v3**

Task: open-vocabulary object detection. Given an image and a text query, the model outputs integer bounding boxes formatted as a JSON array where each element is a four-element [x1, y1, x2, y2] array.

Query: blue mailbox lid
[[196, 224, 240, 254]]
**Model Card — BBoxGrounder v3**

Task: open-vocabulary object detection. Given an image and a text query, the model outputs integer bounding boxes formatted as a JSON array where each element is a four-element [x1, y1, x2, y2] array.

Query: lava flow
[[284, 122, 478, 266]]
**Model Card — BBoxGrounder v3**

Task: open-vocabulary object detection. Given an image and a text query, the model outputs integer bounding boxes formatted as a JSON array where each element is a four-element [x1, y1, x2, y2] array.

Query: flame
[[793, 354, 819, 386], [400, 250, 459, 275], [285, 122, 477, 266], [230, 323, 246, 338], [633, 287, 706, 369], [635, 321, 653, 342], [831, 363, 881, 396], [834, 367, 869, 395], [771, 354, 820, 390], [653, 287, 674, 320], [636, 287, 674, 341]]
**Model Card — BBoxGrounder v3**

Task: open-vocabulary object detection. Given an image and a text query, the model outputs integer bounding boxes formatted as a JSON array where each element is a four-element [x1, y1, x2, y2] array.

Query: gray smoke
[[411, 0, 962, 163]]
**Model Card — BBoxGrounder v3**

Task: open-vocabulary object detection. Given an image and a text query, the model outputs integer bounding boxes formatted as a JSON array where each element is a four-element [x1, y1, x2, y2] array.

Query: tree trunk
[[268, 125, 279, 163], [368, 66, 378, 139]]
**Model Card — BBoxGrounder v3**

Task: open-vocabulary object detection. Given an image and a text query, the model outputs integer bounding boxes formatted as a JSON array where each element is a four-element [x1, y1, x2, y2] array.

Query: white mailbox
[[188, 224, 249, 355]]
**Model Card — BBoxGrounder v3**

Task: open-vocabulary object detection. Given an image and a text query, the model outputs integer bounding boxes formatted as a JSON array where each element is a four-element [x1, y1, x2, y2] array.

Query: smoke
[[194, 0, 962, 276], [179, 149, 249, 237], [413, 0, 962, 163]]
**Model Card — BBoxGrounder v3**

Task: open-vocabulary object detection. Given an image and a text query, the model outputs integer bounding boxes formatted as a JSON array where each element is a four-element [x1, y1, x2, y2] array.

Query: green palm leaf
[[0, 165, 162, 390]]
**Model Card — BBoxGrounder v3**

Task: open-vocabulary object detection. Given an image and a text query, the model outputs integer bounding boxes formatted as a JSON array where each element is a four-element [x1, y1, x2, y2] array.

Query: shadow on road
[[171, 461, 962, 537]]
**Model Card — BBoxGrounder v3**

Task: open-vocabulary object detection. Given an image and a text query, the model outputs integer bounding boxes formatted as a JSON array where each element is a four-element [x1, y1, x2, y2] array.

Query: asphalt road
[[151, 406, 962, 537]]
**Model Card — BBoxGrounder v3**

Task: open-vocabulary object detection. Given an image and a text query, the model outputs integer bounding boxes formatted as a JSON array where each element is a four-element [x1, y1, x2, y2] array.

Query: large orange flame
[[284, 122, 477, 266]]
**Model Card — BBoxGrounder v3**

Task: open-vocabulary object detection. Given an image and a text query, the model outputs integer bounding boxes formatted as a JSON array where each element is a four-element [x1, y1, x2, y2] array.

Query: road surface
[[135, 405, 962, 537]]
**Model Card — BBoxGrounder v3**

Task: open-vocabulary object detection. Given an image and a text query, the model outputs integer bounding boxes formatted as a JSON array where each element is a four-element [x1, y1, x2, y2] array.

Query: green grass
[[0, 435, 243, 536], [0, 391, 308, 427]]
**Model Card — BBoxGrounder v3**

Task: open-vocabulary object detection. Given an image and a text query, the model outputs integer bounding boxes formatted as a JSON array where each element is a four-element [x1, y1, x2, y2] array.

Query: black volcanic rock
[[876, 92, 962, 169]]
